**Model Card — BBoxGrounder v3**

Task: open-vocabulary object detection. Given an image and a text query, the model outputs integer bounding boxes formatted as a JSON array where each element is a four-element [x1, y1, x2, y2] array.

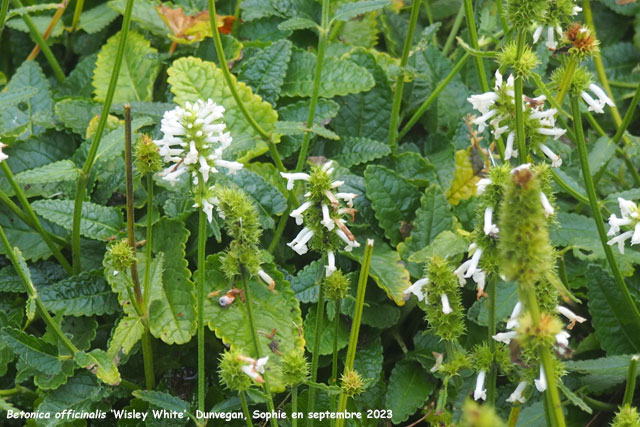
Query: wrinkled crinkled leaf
[[408, 230, 468, 263], [385, 359, 435, 424], [364, 165, 421, 246], [108, 0, 170, 36], [238, 39, 293, 105], [108, 317, 145, 358], [289, 260, 323, 303], [304, 304, 349, 356], [353, 337, 384, 380], [324, 137, 390, 167], [203, 254, 304, 392], [79, 3, 119, 34], [278, 16, 318, 32], [1, 327, 61, 375], [446, 150, 480, 205], [55, 98, 102, 136], [133, 390, 193, 417], [39, 270, 119, 317], [334, 0, 390, 21], [74, 349, 121, 385], [167, 56, 278, 162], [36, 373, 109, 423], [274, 121, 340, 140], [566, 354, 640, 393], [93, 31, 160, 104], [14, 160, 79, 185], [0, 86, 38, 110], [32, 199, 123, 241], [57, 54, 97, 99]]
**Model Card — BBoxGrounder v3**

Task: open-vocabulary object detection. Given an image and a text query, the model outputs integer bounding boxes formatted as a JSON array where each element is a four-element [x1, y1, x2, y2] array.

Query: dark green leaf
[[334, 0, 390, 21], [385, 359, 435, 424], [40, 270, 119, 316], [1, 327, 61, 375], [324, 137, 390, 167], [238, 39, 293, 105]]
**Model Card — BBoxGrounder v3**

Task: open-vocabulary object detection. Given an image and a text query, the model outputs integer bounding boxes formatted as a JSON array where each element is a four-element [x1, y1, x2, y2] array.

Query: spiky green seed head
[[472, 343, 494, 371], [340, 368, 364, 397], [551, 64, 593, 97], [218, 350, 253, 392], [612, 405, 640, 427], [506, 0, 549, 29], [281, 350, 309, 387], [425, 257, 466, 341], [461, 399, 506, 427], [108, 239, 136, 272], [324, 269, 350, 301], [134, 134, 163, 174], [517, 311, 563, 351], [498, 42, 540, 79]]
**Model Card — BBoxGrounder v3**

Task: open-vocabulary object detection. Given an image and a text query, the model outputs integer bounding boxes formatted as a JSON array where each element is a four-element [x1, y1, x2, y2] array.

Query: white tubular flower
[[430, 352, 444, 373], [581, 91, 604, 113], [506, 381, 528, 404], [465, 246, 482, 278], [537, 127, 566, 140], [535, 365, 547, 392], [0, 142, 7, 163], [441, 294, 452, 315], [619, 198, 639, 219], [556, 305, 587, 330], [608, 231, 634, 254], [326, 250, 336, 277], [573, 5, 582, 15], [155, 99, 239, 186], [476, 178, 492, 195], [198, 198, 215, 224], [335, 192, 358, 208], [467, 92, 499, 114], [258, 269, 275, 290], [473, 270, 486, 299], [633, 224, 640, 246], [538, 143, 562, 167], [492, 331, 518, 344], [608, 214, 632, 236], [606, 198, 640, 253], [504, 132, 516, 161], [335, 226, 360, 252], [555, 330, 570, 349], [473, 370, 487, 401], [321, 204, 335, 231], [546, 26, 558, 50], [473, 109, 498, 132], [532, 25, 544, 44], [589, 84, 615, 108], [255, 356, 269, 373], [506, 301, 523, 330], [404, 277, 429, 302], [288, 227, 314, 255], [280, 172, 310, 190], [540, 192, 555, 217], [291, 201, 313, 225], [240, 355, 269, 383], [483, 206, 499, 236]]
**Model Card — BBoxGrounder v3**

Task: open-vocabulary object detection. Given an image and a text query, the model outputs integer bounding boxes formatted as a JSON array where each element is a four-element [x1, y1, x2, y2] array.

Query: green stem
[[291, 385, 298, 427], [0, 385, 36, 398], [10, 0, 64, 82], [398, 52, 470, 139], [240, 392, 254, 427], [463, 0, 489, 92], [554, 56, 578, 107], [582, 0, 623, 126], [231, 0, 242, 35], [571, 95, 640, 351], [610, 80, 639, 89], [240, 269, 278, 427], [143, 175, 154, 309], [306, 263, 326, 427], [0, 0, 9, 41], [514, 29, 527, 163], [71, 0, 84, 32], [613, 83, 640, 145], [141, 327, 155, 389], [623, 355, 639, 406], [521, 288, 566, 427], [486, 277, 497, 406], [330, 299, 341, 416], [442, 4, 464, 57], [268, 208, 290, 253], [388, 0, 422, 152], [0, 191, 67, 247], [336, 240, 374, 427], [506, 404, 522, 427], [71, 0, 135, 274], [295, 0, 330, 172], [1, 162, 72, 273], [423, 0, 436, 45], [495, 0, 507, 33], [197, 181, 208, 413]]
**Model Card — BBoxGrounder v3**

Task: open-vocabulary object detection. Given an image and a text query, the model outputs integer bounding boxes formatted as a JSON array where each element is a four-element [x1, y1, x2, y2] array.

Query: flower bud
[[324, 269, 350, 301], [340, 368, 364, 397], [281, 350, 309, 387], [134, 134, 163, 174], [611, 405, 640, 427], [218, 350, 253, 392], [107, 239, 136, 272]]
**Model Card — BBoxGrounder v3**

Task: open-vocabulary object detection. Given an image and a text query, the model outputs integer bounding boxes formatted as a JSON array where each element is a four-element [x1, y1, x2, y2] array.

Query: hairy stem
[[240, 392, 254, 427], [623, 355, 639, 406], [72, 0, 135, 273], [197, 181, 208, 413], [486, 277, 497, 406], [442, 4, 464, 57], [306, 261, 326, 427], [388, 0, 422, 152], [514, 29, 527, 163], [463, 0, 489, 92]]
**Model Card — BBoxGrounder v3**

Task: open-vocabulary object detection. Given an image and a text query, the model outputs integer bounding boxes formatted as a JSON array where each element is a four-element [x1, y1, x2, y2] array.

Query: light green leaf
[[6, 15, 64, 37], [1, 327, 61, 375], [93, 30, 160, 104], [344, 234, 411, 306], [408, 230, 468, 263], [278, 16, 318, 32], [382, 152, 437, 187], [334, 0, 390, 21], [91, 117, 153, 165], [108, 317, 144, 358], [32, 199, 123, 241], [168, 56, 279, 162], [0, 205, 60, 261], [39, 270, 120, 317], [446, 150, 480, 205], [324, 137, 390, 167], [274, 121, 340, 140], [364, 164, 421, 246], [203, 255, 305, 392], [74, 349, 121, 386], [289, 260, 323, 303], [150, 219, 197, 345], [385, 359, 435, 424], [79, 3, 119, 34], [276, 99, 340, 157], [588, 135, 617, 176], [0, 396, 17, 413], [566, 354, 640, 393], [14, 160, 79, 185], [558, 382, 592, 414], [281, 48, 375, 98], [54, 98, 101, 135], [6, 3, 60, 19], [238, 40, 293, 105]]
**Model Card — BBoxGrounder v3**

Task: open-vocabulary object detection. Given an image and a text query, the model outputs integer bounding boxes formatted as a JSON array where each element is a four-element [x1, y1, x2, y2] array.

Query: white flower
[[619, 198, 639, 219], [556, 305, 587, 329], [532, 24, 563, 50], [404, 278, 429, 302], [504, 132, 517, 161], [608, 214, 632, 236], [280, 172, 310, 190], [581, 84, 615, 114], [476, 178, 492, 195], [467, 92, 499, 114], [506, 381, 528, 404], [474, 269, 487, 299], [326, 250, 336, 277], [240, 355, 269, 383], [538, 144, 563, 167], [0, 142, 7, 163], [321, 204, 335, 231], [430, 352, 444, 373], [155, 99, 240, 186], [492, 331, 518, 344], [258, 269, 275, 290], [506, 301, 522, 330], [199, 198, 215, 224], [537, 127, 566, 140], [605, 198, 640, 253], [484, 206, 499, 236], [454, 244, 482, 286], [291, 201, 313, 225], [473, 370, 487, 401], [555, 330, 570, 348], [608, 230, 634, 254], [540, 192, 554, 217], [511, 163, 531, 174], [441, 294, 452, 314], [534, 365, 547, 392], [288, 227, 314, 255]]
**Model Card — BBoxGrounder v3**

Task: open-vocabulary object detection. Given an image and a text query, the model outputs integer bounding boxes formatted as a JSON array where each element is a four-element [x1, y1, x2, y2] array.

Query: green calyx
[[612, 405, 640, 427], [506, 0, 549, 29], [134, 134, 163, 174], [516, 311, 563, 351], [340, 368, 365, 397], [425, 257, 466, 341], [107, 239, 136, 272], [281, 349, 309, 387], [324, 269, 350, 301], [551, 64, 593, 96], [219, 350, 253, 392], [498, 42, 539, 79]]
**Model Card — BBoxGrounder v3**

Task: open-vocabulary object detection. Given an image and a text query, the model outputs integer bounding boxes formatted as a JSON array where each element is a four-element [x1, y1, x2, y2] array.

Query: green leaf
[[586, 264, 638, 354], [39, 270, 120, 317], [133, 390, 193, 418], [557, 382, 592, 414], [0, 260, 64, 293], [150, 219, 197, 345], [167, 56, 279, 162], [274, 121, 340, 140], [446, 150, 480, 205], [91, 117, 153, 165], [382, 152, 437, 187], [57, 54, 97, 99], [408, 230, 468, 263], [566, 354, 640, 393], [108, 317, 144, 358], [54, 98, 101, 135], [588, 136, 617, 176], [0, 86, 38, 110], [36, 373, 108, 424], [6, 15, 64, 37], [108, 0, 169, 36], [32, 199, 123, 241], [93, 30, 160, 104], [79, 3, 119, 34], [278, 16, 318, 32], [289, 260, 323, 303], [281, 48, 375, 98], [0, 205, 61, 261], [14, 160, 79, 185], [1, 327, 61, 375], [334, 0, 390, 21], [6, 3, 60, 19], [353, 337, 384, 380], [203, 254, 304, 392], [74, 349, 121, 386], [364, 165, 421, 245], [467, 281, 518, 327], [304, 305, 349, 355], [238, 40, 293, 105], [344, 233, 411, 306], [385, 359, 435, 424], [324, 137, 390, 167], [337, 10, 380, 48]]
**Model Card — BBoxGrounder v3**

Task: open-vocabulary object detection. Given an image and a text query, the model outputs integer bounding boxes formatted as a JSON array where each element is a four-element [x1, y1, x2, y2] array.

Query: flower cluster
[[281, 161, 359, 277], [531, 0, 582, 50], [581, 83, 615, 114], [607, 197, 640, 254], [467, 71, 566, 166], [154, 99, 243, 186]]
